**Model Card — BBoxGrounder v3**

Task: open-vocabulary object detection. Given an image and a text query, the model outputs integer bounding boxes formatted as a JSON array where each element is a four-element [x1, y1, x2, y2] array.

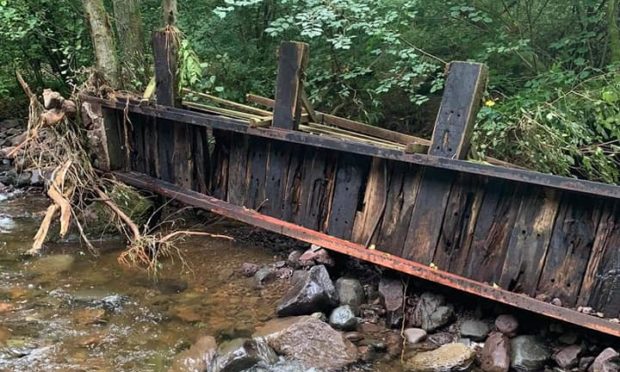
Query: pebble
[[495, 314, 518, 337], [479, 332, 510, 372], [404, 328, 427, 345], [459, 319, 490, 341], [329, 305, 358, 331], [510, 335, 550, 371], [553, 344, 582, 369]]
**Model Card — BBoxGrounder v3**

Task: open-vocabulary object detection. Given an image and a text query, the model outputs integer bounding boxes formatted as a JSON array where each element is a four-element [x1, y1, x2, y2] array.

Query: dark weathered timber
[[465, 180, 522, 284], [579, 201, 620, 316], [245, 137, 269, 210], [264, 142, 292, 218], [102, 108, 125, 170], [143, 118, 159, 178], [227, 133, 250, 206], [210, 129, 230, 200], [499, 187, 559, 294], [537, 195, 603, 307], [113, 171, 620, 338], [191, 126, 210, 193], [129, 114, 146, 173], [281, 144, 304, 221], [327, 153, 370, 240], [296, 147, 336, 231], [429, 62, 487, 159], [152, 31, 180, 182], [433, 174, 484, 271], [83, 96, 620, 200], [376, 163, 422, 256], [273, 41, 309, 130], [351, 158, 388, 245], [402, 168, 455, 263]]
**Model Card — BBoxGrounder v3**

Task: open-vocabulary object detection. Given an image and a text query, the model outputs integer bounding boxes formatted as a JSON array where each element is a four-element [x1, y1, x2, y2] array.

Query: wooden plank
[[327, 153, 370, 240], [245, 137, 269, 210], [429, 62, 487, 159], [499, 187, 559, 294], [191, 126, 210, 193], [351, 158, 388, 245], [152, 30, 180, 182], [402, 168, 455, 264], [227, 133, 250, 206], [210, 129, 230, 200], [579, 201, 620, 316], [264, 142, 293, 218], [143, 118, 159, 178], [273, 41, 309, 130], [281, 144, 305, 222], [376, 163, 423, 256], [465, 180, 522, 284], [296, 147, 336, 231], [128, 114, 146, 173], [102, 108, 125, 170], [433, 174, 485, 271], [114, 170, 620, 338], [87, 97, 620, 201], [537, 194, 603, 307]]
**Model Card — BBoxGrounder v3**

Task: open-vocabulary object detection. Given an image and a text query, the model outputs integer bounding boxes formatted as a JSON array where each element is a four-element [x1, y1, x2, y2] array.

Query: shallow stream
[[0, 191, 297, 371]]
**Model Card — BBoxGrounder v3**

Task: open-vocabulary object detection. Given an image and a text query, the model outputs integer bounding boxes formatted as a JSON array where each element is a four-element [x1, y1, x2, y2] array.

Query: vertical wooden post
[[429, 61, 488, 159], [152, 29, 180, 184], [272, 41, 309, 130], [401, 61, 488, 265]]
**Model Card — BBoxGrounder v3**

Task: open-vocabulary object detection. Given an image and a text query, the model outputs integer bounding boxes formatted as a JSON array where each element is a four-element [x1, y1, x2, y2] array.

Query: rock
[[335, 278, 364, 312], [29, 254, 75, 275], [276, 265, 338, 316], [551, 297, 562, 307], [215, 338, 277, 372], [344, 331, 363, 343], [411, 292, 455, 331], [245, 359, 315, 372], [253, 316, 358, 370], [460, 319, 491, 341], [589, 348, 619, 372], [378, 277, 404, 327], [0, 302, 14, 314], [581, 357, 595, 371], [554, 345, 582, 369], [405, 343, 475, 372], [170, 335, 217, 372], [286, 250, 304, 268], [254, 267, 277, 287], [74, 308, 107, 326], [558, 332, 578, 345], [329, 305, 358, 331], [299, 245, 335, 267], [241, 263, 260, 277], [510, 335, 551, 371], [404, 328, 427, 345], [480, 332, 510, 372], [495, 314, 519, 337], [428, 332, 457, 347], [385, 331, 403, 357]]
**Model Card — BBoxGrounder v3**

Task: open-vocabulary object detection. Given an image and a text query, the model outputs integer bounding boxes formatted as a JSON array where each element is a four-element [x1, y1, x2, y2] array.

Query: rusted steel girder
[[114, 171, 620, 338]]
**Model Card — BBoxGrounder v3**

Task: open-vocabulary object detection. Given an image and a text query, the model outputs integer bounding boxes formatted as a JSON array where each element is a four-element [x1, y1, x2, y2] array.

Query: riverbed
[[0, 191, 301, 371]]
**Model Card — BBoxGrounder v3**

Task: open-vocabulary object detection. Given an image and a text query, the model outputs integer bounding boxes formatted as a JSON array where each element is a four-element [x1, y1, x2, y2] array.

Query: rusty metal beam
[[114, 171, 620, 338], [83, 95, 620, 200]]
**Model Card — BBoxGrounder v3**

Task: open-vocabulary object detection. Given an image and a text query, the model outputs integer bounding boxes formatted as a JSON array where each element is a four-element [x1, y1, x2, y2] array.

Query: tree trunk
[[609, 0, 620, 64], [83, 0, 120, 87], [112, 0, 145, 74], [163, 0, 177, 26]]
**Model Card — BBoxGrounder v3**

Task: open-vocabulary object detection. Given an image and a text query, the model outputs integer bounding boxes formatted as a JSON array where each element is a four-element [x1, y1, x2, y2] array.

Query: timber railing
[[83, 36, 620, 338]]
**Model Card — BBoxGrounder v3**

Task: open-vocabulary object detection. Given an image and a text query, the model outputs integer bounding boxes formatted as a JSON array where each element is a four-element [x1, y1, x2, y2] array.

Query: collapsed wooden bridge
[[84, 36, 620, 338]]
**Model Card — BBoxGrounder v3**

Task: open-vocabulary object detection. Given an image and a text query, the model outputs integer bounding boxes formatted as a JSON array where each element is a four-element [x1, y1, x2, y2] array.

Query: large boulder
[[479, 332, 510, 372], [276, 265, 337, 316], [378, 277, 404, 327], [405, 343, 475, 371], [169, 336, 217, 372], [215, 338, 278, 372], [253, 316, 358, 370], [510, 335, 550, 371], [335, 278, 364, 312]]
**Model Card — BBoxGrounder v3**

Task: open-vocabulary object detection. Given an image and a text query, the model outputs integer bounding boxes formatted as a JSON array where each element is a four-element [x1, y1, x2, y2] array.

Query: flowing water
[[0, 191, 295, 371]]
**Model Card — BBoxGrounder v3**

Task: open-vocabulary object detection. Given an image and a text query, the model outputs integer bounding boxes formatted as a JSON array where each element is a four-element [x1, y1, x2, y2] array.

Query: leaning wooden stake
[[272, 41, 309, 130]]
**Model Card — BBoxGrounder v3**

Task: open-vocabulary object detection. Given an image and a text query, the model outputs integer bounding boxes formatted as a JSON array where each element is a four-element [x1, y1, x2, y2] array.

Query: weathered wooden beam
[[273, 41, 309, 130], [83, 96, 620, 200], [113, 170, 620, 338], [430, 62, 488, 159], [183, 88, 273, 117]]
